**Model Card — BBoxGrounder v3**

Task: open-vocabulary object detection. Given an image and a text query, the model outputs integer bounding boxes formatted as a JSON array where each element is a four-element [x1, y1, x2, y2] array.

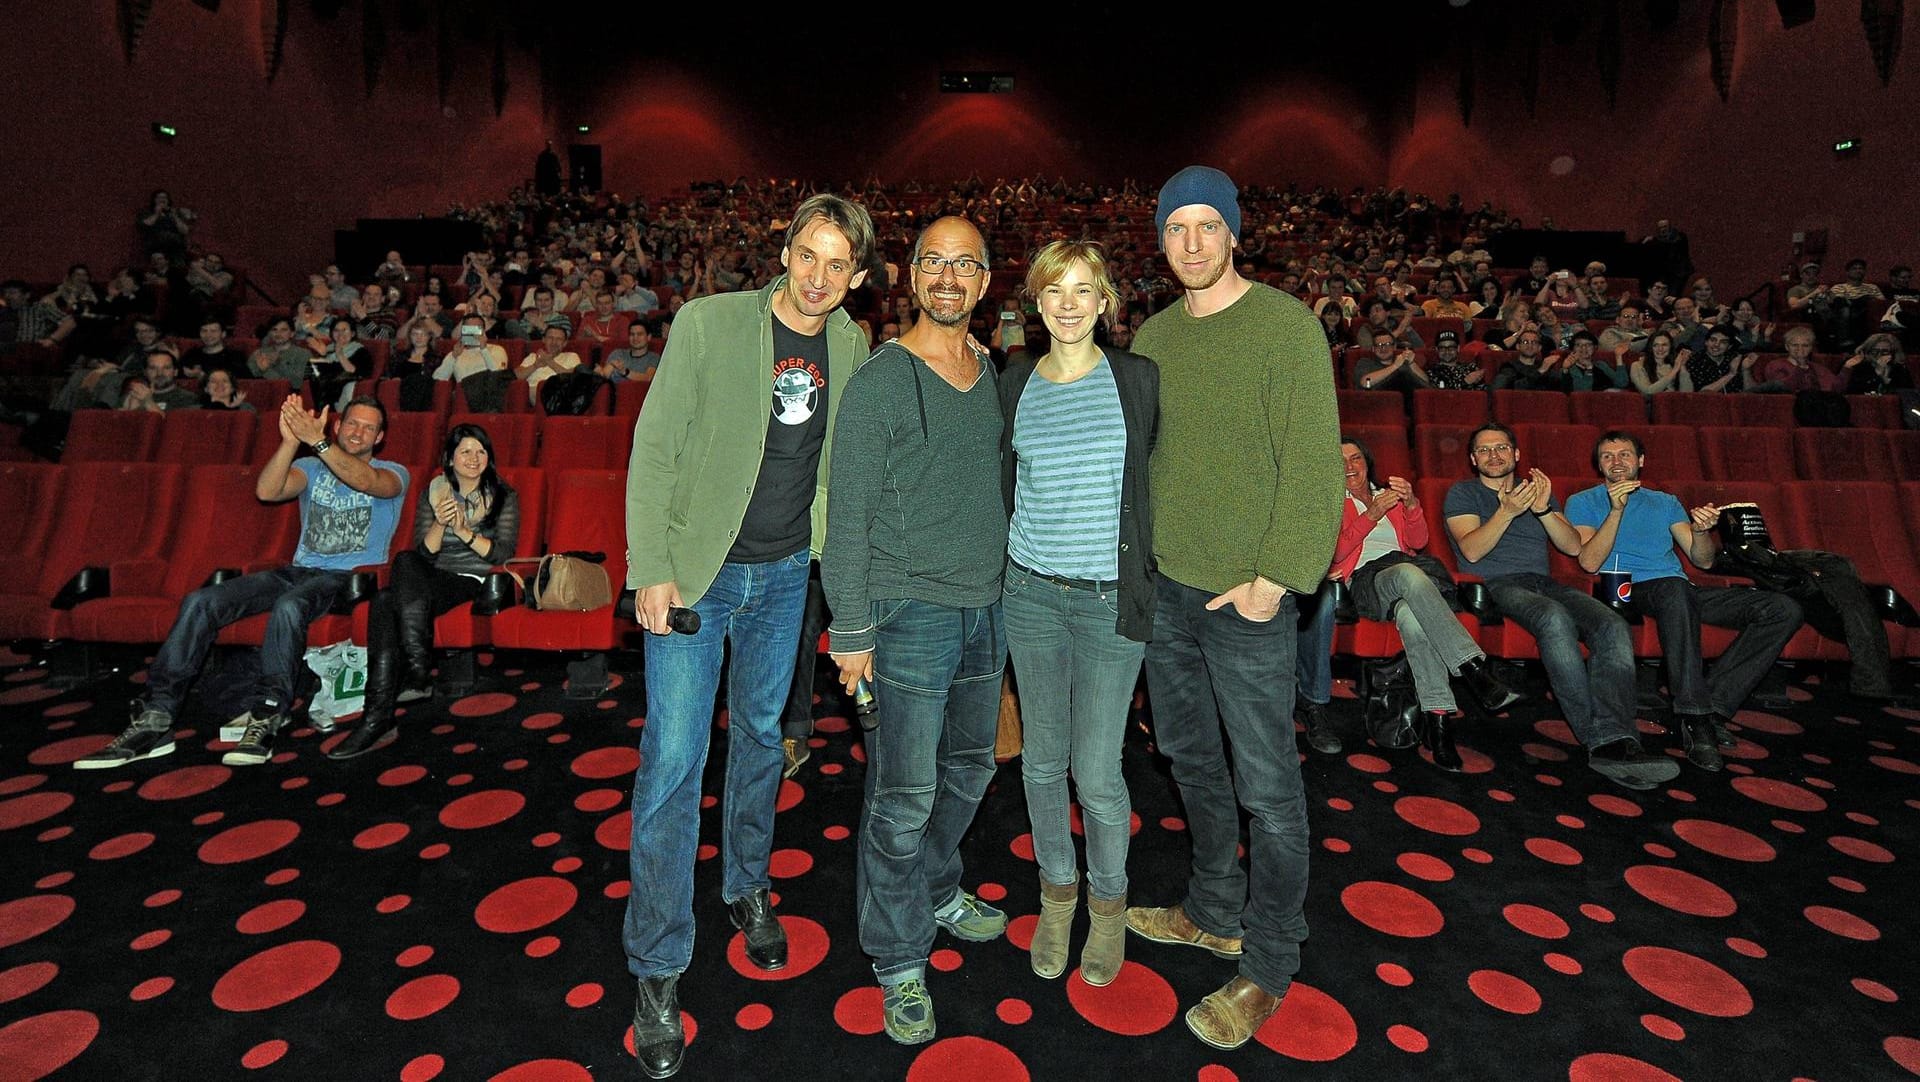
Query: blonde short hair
[[1024, 240, 1121, 331]]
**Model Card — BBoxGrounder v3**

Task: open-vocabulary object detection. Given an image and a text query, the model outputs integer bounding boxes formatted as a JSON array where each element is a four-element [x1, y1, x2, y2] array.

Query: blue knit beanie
[[1155, 165, 1242, 241]]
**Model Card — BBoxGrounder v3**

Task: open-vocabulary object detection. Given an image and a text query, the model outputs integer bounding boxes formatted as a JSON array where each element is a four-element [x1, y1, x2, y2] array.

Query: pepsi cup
[[1596, 570, 1633, 610]]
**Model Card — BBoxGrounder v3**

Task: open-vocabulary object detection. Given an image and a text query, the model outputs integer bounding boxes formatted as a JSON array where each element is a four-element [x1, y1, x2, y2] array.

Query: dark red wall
[[2, 1, 547, 300], [1391, 4, 1920, 293]]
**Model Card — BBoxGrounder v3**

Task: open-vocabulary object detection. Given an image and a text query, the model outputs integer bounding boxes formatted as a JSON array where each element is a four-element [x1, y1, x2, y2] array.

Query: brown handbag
[[506, 552, 613, 612], [995, 671, 1023, 763]]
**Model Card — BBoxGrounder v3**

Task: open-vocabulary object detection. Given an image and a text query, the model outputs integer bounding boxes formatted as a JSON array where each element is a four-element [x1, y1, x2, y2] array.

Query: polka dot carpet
[[1, 645, 1917, 1079]]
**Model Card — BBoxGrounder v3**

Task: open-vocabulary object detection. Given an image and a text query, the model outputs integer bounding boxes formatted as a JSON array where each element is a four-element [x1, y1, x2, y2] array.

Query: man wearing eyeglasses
[[623, 194, 874, 1079], [822, 216, 1008, 1046], [1443, 424, 1677, 790]]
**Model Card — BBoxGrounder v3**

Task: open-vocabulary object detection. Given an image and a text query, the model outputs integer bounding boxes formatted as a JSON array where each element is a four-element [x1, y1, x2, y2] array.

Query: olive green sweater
[[1133, 282, 1343, 597]]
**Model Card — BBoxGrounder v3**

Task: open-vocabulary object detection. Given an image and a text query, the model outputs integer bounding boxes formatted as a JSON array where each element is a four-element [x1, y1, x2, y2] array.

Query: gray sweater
[[822, 342, 1007, 654], [413, 476, 521, 576]]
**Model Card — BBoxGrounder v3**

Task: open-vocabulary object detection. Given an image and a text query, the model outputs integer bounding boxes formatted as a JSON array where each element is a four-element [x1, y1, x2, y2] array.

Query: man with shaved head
[[823, 215, 1009, 1046]]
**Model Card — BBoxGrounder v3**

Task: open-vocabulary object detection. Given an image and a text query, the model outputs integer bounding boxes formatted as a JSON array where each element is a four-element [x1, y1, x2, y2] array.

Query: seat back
[[1411, 389, 1489, 426], [36, 463, 189, 595], [1512, 423, 1602, 478], [65, 410, 161, 462], [1490, 390, 1569, 425], [1848, 394, 1901, 429], [1651, 393, 1738, 427], [1887, 431, 1920, 483], [494, 466, 547, 558], [1412, 424, 1476, 479], [1778, 481, 1920, 598], [1698, 426, 1796, 482], [1637, 425, 1704, 480], [377, 411, 444, 472], [1342, 426, 1414, 483], [1728, 395, 1796, 428], [538, 417, 633, 469], [1793, 428, 1895, 481], [543, 469, 630, 591], [611, 380, 651, 419], [1568, 393, 1648, 427], [446, 412, 538, 471], [0, 463, 61, 572], [156, 465, 303, 597], [155, 409, 255, 465], [1336, 389, 1406, 427]]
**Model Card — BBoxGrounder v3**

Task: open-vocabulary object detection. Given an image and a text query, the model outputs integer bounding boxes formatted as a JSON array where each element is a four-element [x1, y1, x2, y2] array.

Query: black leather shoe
[[1456, 657, 1522, 714], [1588, 738, 1681, 791], [1297, 701, 1342, 755], [633, 975, 684, 1079], [728, 888, 787, 971], [327, 715, 398, 759], [1417, 711, 1463, 772], [1676, 714, 1724, 771], [1708, 712, 1736, 749]]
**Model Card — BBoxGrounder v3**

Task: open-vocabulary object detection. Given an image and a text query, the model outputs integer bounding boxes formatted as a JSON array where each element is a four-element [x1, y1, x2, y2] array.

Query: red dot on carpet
[[524, 935, 560, 958], [0, 773, 46, 796], [438, 790, 525, 830], [1009, 834, 1035, 861], [776, 779, 803, 813], [768, 849, 814, 878], [1568, 1052, 1682, 1082], [1523, 837, 1583, 865], [400, 1053, 445, 1082], [1395, 852, 1453, 882], [1885, 1039, 1920, 1075], [833, 986, 884, 1035], [377, 895, 411, 914], [486, 1059, 594, 1082], [1066, 960, 1178, 1035], [568, 746, 639, 779], [1730, 776, 1827, 812], [1804, 905, 1880, 941], [727, 916, 828, 980], [1254, 982, 1358, 1061], [1725, 937, 1767, 958], [198, 819, 299, 865], [1393, 796, 1480, 836], [1671, 819, 1776, 862], [1544, 952, 1583, 975], [354, 822, 410, 850], [1346, 753, 1392, 774], [1828, 836, 1895, 863], [997, 998, 1032, 1024], [1641, 1014, 1686, 1040], [396, 945, 433, 968], [212, 940, 342, 1012], [1468, 969, 1541, 1014], [1853, 978, 1897, 1003], [1387, 1023, 1428, 1052], [1006, 913, 1036, 951], [474, 877, 578, 934], [137, 765, 232, 801], [1621, 946, 1753, 1017], [0, 791, 72, 830], [1341, 881, 1444, 938], [573, 788, 623, 813], [242, 1038, 288, 1069], [736, 1003, 772, 1030], [1588, 794, 1644, 818], [823, 825, 850, 841], [1624, 865, 1737, 917], [378, 765, 427, 787], [0, 893, 76, 949], [906, 1036, 1029, 1082], [930, 949, 962, 972], [521, 712, 564, 731], [235, 899, 306, 935], [566, 982, 602, 1008], [1376, 963, 1413, 987], [27, 735, 113, 766], [0, 961, 58, 1005], [89, 831, 155, 861], [1502, 904, 1570, 939], [594, 811, 630, 852], [448, 692, 516, 718], [386, 974, 461, 1021], [130, 976, 174, 1001]]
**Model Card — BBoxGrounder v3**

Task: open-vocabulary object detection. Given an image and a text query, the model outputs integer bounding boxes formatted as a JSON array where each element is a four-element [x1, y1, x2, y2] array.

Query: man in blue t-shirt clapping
[[78, 395, 409, 771], [1564, 432, 1802, 772]]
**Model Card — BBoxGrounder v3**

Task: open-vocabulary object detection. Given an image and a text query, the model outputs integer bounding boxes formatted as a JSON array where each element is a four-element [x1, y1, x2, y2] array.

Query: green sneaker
[[881, 979, 935, 1045], [934, 891, 1008, 942]]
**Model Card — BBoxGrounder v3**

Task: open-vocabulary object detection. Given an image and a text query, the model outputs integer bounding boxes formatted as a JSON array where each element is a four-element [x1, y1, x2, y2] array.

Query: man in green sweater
[[622, 195, 874, 1080], [1123, 166, 1344, 1051]]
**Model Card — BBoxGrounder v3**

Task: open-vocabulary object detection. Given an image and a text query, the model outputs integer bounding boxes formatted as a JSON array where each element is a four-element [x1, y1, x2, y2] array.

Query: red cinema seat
[[68, 465, 301, 644], [1568, 393, 1649, 427], [1412, 390, 1489, 426], [447, 412, 537, 470], [1651, 393, 1738, 427], [1793, 429, 1895, 481], [489, 469, 632, 654], [611, 380, 651, 419], [155, 409, 255, 465], [1343, 426, 1414, 483], [65, 410, 161, 462], [1413, 424, 1476, 480], [0, 462, 62, 586], [1778, 481, 1918, 658], [1491, 390, 1569, 425], [539, 417, 633, 469], [1887, 431, 1920, 482], [375, 377, 455, 425], [1728, 395, 1796, 428], [1637, 426, 1705, 481], [376, 412, 444, 471], [1698, 427, 1796, 482], [1513, 423, 1602, 479], [237, 379, 291, 410], [0, 464, 188, 640], [1337, 389, 1406, 427], [1848, 394, 1901, 429]]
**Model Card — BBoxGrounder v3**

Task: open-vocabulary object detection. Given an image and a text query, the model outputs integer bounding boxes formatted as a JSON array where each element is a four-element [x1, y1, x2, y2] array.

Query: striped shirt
[[1009, 357, 1125, 579]]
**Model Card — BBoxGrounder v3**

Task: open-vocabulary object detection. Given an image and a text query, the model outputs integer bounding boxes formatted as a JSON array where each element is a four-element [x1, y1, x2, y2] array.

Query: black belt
[[1011, 560, 1114, 592]]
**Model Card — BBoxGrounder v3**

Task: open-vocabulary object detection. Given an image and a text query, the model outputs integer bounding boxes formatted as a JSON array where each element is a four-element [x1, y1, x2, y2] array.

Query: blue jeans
[[623, 551, 810, 979], [1003, 564, 1144, 901], [1295, 579, 1338, 706], [1144, 576, 1309, 997], [146, 566, 347, 717], [1486, 574, 1636, 748], [857, 598, 1006, 984]]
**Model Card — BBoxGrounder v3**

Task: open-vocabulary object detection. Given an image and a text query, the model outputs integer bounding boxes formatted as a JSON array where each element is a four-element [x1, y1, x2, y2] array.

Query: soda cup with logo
[[1596, 569, 1633, 610]]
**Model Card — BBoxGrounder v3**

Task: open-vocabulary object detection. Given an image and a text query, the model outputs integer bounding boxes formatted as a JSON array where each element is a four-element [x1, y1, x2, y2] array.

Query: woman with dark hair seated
[[1331, 436, 1520, 771], [330, 423, 519, 759]]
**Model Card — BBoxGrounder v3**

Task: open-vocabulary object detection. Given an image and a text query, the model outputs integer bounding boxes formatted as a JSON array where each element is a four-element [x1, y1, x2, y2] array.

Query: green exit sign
[[1834, 138, 1860, 153]]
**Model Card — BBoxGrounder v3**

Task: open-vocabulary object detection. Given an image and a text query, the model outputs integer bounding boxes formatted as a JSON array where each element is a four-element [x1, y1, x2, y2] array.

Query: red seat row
[[1334, 388, 1910, 430]]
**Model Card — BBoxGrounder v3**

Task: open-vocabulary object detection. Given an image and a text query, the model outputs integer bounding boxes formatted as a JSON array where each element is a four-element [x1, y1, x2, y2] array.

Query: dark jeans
[[1486, 574, 1636, 748], [857, 598, 1005, 984], [364, 550, 484, 699], [146, 566, 348, 718], [1295, 579, 1338, 707], [1631, 577, 1803, 716], [623, 552, 811, 979], [782, 564, 830, 740], [1144, 576, 1308, 998]]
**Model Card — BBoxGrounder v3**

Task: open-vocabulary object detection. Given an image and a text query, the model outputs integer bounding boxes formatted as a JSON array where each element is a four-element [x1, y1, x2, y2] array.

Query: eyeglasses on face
[[1867, 348, 1895, 357], [915, 255, 985, 278], [1471, 443, 1513, 457]]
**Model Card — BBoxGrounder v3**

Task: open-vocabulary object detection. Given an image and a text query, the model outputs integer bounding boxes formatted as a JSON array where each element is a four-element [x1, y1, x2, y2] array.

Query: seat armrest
[[471, 569, 520, 616], [328, 567, 381, 615], [50, 567, 110, 610], [1866, 583, 1920, 628]]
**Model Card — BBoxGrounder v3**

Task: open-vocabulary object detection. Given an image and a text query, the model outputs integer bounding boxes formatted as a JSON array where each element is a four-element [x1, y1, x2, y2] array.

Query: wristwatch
[[310, 438, 332, 455]]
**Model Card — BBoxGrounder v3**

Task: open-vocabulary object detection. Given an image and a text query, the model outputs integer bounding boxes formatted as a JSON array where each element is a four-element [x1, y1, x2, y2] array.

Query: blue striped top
[[1009, 357, 1125, 579]]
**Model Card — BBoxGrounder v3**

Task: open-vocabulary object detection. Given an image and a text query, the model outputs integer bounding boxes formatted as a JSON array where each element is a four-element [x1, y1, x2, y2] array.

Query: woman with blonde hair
[[998, 240, 1159, 987]]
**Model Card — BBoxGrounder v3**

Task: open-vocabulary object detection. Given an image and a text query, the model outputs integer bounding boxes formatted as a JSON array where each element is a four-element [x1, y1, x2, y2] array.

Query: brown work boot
[[1081, 891, 1127, 987], [1125, 902, 1242, 958], [1029, 873, 1079, 979], [1185, 975, 1284, 1050]]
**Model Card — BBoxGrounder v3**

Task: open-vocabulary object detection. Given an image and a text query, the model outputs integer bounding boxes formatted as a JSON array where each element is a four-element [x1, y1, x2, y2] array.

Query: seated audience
[[199, 366, 255, 412], [1843, 333, 1912, 395], [601, 321, 661, 382], [1759, 327, 1841, 394], [1629, 331, 1684, 395]]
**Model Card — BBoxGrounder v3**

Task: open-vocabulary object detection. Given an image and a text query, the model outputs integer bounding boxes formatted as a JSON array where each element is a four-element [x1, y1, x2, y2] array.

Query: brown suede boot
[[1125, 902, 1243, 958], [1185, 975, 1285, 1050], [1029, 874, 1080, 979], [1080, 891, 1127, 987]]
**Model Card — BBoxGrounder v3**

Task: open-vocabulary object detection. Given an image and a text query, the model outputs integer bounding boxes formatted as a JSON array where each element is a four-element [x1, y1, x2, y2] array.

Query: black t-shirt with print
[[729, 315, 829, 562]]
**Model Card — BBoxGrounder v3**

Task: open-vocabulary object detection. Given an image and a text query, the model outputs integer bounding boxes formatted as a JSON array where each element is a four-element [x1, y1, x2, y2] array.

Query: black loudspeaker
[[1775, 0, 1815, 28], [569, 144, 603, 194]]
